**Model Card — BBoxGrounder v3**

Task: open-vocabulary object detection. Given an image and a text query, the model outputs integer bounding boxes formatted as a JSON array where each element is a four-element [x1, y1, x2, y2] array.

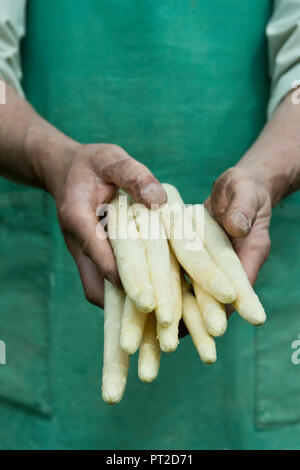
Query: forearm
[[0, 81, 78, 195], [237, 91, 300, 206]]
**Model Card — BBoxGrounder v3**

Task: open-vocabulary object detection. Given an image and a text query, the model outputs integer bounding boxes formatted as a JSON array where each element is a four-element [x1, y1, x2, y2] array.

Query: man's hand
[[52, 144, 166, 308], [206, 89, 300, 295], [206, 167, 271, 286]]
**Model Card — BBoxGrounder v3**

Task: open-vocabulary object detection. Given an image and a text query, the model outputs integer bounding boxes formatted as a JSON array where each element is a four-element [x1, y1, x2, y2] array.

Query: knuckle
[[57, 202, 74, 229], [105, 267, 116, 281], [58, 200, 92, 254], [263, 237, 271, 261], [212, 167, 259, 220], [84, 287, 100, 306], [103, 266, 116, 282], [248, 234, 271, 264], [109, 144, 123, 155], [211, 175, 232, 217], [102, 144, 124, 160], [59, 201, 84, 233], [215, 167, 236, 186], [257, 233, 271, 262], [215, 167, 245, 194], [126, 162, 148, 188], [224, 168, 244, 195], [64, 235, 74, 253], [80, 234, 93, 257], [211, 168, 233, 199], [103, 264, 121, 288], [99, 145, 130, 181], [123, 159, 155, 195]]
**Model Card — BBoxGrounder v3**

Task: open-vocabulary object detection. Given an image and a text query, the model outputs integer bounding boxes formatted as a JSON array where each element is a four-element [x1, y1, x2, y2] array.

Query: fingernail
[[140, 183, 167, 206], [231, 210, 251, 232]]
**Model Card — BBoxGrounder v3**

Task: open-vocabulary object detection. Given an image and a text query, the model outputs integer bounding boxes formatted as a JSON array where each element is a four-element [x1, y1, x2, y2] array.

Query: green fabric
[[255, 197, 300, 429], [0, 190, 52, 416], [1, 0, 300, 450]]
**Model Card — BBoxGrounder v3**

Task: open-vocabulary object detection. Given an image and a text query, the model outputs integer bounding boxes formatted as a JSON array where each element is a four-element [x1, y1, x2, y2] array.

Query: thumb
[[232, 218, 271, 286], [92, 144, 167, 208], [223, 188, 258, 238], [212, 174, 259, 238]]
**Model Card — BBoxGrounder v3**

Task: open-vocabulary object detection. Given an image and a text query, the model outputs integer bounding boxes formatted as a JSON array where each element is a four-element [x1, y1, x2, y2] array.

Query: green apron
[[0, 0, 300, 450]]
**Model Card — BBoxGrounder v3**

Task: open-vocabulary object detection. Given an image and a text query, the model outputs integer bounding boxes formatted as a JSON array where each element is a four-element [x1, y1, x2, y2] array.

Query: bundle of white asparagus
[[102, 184, 266, 404]]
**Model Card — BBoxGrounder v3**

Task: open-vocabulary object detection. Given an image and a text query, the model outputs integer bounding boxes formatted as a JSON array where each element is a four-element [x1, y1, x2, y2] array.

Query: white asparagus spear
[[133, 204, 173, 327], [161, 184, 236, 304], [107, 192, 155, 313], [157, 249, 182, 352], [190, 205, 266, 326], [138, 312, 161, 383], [193, 281, 227, 337], [120, 296, 147, 355], [102, 280, 129, 405], [182, 286, 217, 364]]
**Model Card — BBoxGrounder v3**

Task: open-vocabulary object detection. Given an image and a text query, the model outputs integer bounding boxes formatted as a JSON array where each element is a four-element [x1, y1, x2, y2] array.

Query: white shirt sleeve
[[267, 0, 300, 118], [0, 0, 26, 97]]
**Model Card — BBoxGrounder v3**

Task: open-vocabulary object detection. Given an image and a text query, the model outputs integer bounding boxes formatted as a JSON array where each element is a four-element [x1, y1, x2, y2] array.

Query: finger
[[62, 202, 121, 287], [225, 227, 270, 324], [204, 197, 213, 216], [223, 182, 259, 238], [225, 219, 270, 320], [233, 225, 271, 286], [211, 170, 259, 238], [65, 236, 106, 308], [58, 157, 121, 286], [92, 144, 167, 208], [224, 221, 270, 321]]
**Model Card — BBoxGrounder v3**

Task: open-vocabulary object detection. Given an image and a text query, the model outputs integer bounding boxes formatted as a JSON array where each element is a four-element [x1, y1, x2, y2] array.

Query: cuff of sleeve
[[267, 62, 300, 120], [0, 59, 25, 99]]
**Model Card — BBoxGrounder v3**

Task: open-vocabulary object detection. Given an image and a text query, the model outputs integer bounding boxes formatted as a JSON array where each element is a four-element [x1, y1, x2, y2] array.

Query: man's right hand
[[50, 143, 167, 308]]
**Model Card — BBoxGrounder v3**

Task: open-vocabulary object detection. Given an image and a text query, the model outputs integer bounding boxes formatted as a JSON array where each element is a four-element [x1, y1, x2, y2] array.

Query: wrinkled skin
[[207, 90, 300, 287], [205, 168, 271, 320], [207, 167, 272, 286], [179, 169, 272, 334]]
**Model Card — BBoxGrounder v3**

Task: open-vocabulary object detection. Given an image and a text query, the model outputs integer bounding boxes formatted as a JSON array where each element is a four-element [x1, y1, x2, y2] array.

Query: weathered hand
[[53, 144, 166, 308], [203, 91, 300, 318], [206, 166, 272, 310]]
